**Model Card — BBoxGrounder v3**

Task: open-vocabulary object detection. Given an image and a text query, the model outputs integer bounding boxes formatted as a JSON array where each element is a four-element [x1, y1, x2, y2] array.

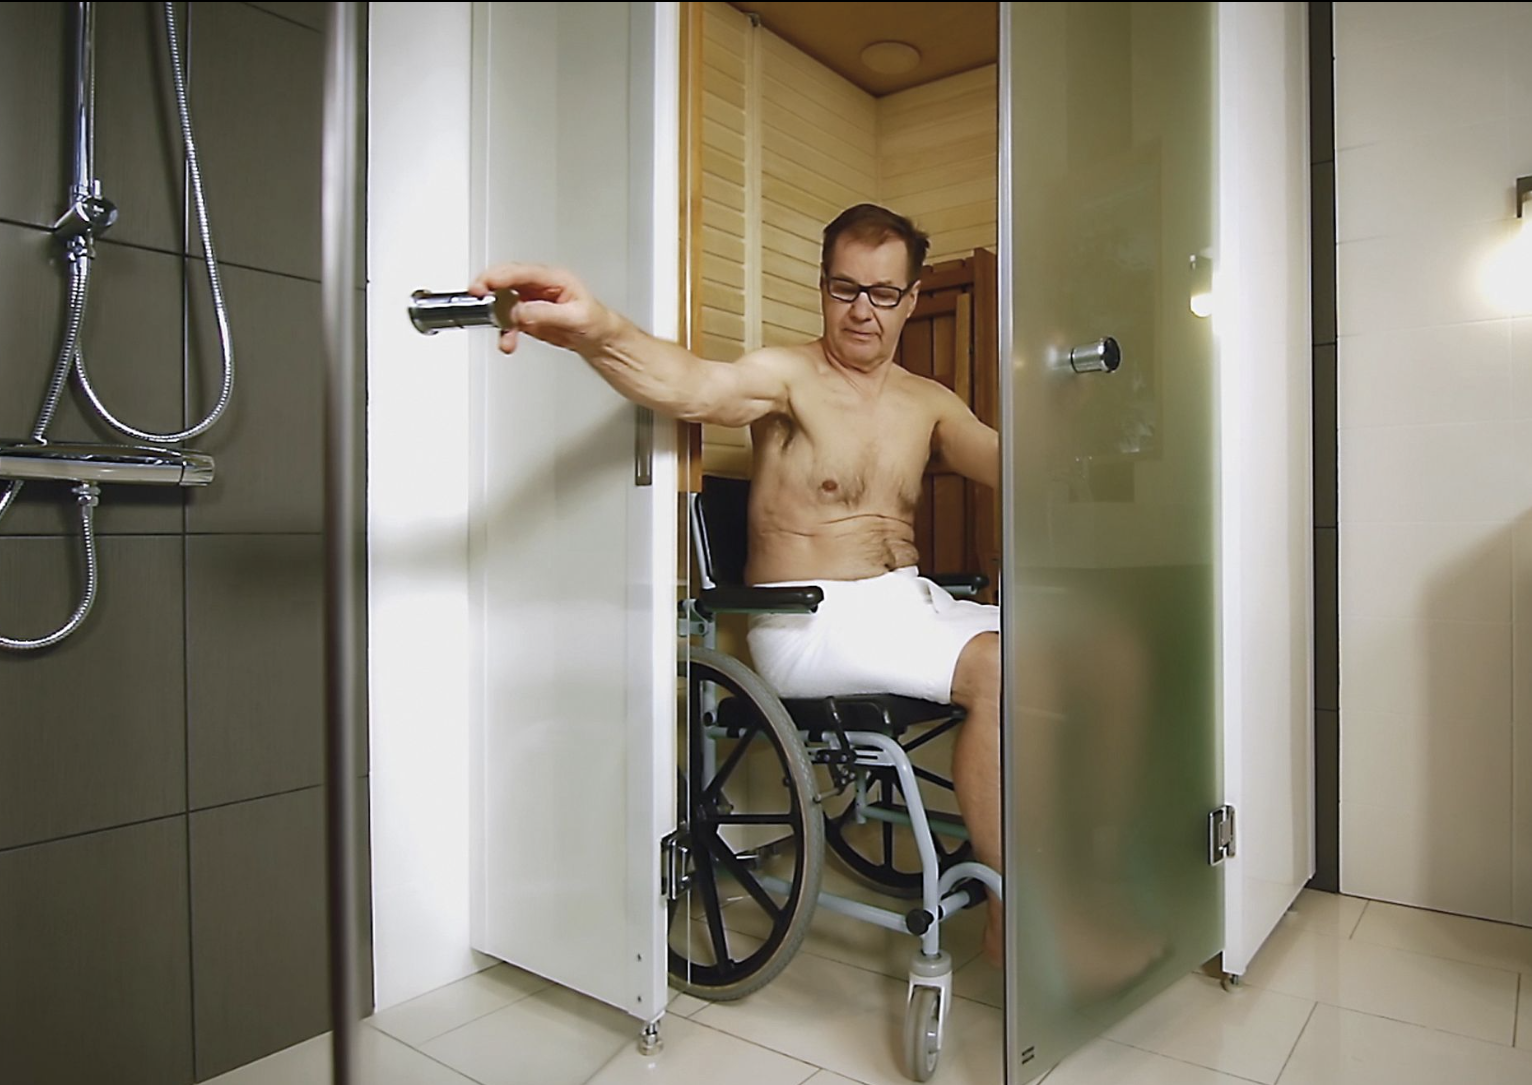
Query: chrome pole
[[68, 1, 94, 202], [322, 3, 362, 1082]]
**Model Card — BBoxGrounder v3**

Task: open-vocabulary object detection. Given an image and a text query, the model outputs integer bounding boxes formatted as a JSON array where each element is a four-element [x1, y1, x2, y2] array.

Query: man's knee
[[951, 631, 1000, 709]]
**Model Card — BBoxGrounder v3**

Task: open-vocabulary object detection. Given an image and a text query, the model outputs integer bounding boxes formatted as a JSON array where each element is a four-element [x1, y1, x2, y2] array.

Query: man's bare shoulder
[[889, 363, 965, 408], [732, 341, 822, 374]]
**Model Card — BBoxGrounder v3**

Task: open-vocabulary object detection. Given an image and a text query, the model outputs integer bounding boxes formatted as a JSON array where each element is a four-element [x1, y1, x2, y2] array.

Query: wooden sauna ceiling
[[728, 2, 999, 96]]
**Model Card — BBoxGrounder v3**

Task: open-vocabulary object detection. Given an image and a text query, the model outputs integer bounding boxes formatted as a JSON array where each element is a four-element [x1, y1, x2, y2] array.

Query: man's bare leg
[[949, 632, 1003, 965]]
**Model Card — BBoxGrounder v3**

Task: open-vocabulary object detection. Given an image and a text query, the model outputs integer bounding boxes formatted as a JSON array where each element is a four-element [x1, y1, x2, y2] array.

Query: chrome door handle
[[1055, 337, 1121, 374], [407, 288, 519, 335]]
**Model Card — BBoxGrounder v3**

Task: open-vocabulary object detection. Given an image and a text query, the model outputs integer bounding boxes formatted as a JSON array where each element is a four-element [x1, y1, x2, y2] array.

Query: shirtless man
[[472, 203, 1004, 962]]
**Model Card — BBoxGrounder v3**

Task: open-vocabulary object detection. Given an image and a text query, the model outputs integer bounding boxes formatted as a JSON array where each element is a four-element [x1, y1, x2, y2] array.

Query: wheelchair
[[667, 475, 1003, 1081]]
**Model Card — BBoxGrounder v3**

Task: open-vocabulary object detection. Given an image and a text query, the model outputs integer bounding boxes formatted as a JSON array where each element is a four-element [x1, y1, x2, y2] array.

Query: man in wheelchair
[[472, 203, 1004, 967]]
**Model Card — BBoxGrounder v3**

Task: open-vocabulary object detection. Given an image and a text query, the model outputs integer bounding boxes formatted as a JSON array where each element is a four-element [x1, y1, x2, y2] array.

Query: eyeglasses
[[822, 275, 914, 309]]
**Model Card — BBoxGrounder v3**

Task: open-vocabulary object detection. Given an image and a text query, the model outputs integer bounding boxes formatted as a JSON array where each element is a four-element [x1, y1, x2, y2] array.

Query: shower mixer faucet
[[0, 442, 214, 487]]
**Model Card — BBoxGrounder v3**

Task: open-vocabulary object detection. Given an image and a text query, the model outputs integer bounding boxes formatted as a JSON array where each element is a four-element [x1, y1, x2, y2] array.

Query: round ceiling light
[[860, 41, 921, 75]]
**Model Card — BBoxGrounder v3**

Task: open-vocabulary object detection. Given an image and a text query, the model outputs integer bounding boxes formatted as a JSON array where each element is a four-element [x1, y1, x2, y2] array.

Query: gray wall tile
[[0, 817, 194, 1085], [1310, 2, 1340, 893], [187, 534, 323, 809], [1311, 162, 1337, 345], [1309, 2, 1334, 165], [247, 2, 327, 31], [189, 3, 322, 280], [1314, 526, 1338, 713], [2, 236, 187, 536], [189, 788, 328, 1080], [1314, 344, 1337, 529], [186, 263, 324, 533], [95, 3, 187, 255], [0, 536, 186, 851], [1312, 709, 1340, 893], [0, 221, 65, 444], [0, 4, 66, 229]]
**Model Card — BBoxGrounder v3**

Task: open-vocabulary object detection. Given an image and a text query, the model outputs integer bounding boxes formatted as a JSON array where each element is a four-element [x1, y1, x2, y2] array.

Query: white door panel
[[468, 1, 677, 1020], [1216, 0, 1315, 978]]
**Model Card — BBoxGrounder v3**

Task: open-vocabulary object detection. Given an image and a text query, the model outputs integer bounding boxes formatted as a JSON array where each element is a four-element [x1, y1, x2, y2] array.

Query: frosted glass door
[[1000, 3, 1221, 1078]]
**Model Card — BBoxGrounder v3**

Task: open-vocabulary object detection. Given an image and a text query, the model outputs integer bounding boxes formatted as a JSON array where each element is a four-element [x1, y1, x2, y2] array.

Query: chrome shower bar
[[53, 1, 117, 246], [0, 442, 215, 487]]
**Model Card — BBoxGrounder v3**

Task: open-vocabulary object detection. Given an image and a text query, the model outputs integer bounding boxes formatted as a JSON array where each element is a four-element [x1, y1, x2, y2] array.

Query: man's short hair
[[821, 203, 930, 285]]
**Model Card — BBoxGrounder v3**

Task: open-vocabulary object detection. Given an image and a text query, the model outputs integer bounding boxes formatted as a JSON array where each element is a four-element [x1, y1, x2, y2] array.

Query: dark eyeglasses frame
[[820, 273, 916, 309]]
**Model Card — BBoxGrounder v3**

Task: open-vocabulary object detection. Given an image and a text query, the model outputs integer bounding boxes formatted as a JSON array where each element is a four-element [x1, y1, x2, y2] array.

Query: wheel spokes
[[705, 832, 782, 921]]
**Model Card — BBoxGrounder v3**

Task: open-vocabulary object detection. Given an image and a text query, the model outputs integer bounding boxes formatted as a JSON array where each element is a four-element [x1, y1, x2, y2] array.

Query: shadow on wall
[[1407, 523, 1518, 922]]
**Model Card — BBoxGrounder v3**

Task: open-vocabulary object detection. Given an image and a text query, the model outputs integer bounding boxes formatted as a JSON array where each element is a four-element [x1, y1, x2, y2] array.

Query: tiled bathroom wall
[[0, 3, 368, 1082], [1334, 1, 1532, 922]]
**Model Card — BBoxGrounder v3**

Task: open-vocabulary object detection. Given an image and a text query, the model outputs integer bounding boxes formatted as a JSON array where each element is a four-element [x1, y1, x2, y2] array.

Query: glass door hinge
[[1209, 804, 1236, 865]]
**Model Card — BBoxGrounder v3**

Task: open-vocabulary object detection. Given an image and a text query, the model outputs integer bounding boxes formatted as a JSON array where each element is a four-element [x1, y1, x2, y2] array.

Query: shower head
[[0, 442, 215, 486]]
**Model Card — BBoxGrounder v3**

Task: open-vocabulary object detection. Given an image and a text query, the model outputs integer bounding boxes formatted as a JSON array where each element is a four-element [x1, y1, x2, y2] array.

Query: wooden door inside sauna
[[897, 247, 1000, 602]]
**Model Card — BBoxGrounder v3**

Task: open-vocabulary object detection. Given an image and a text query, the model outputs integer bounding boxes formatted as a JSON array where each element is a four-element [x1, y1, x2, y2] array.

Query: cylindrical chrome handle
[[408, 289, 518, 335], [1061, 337, 1121, 374]]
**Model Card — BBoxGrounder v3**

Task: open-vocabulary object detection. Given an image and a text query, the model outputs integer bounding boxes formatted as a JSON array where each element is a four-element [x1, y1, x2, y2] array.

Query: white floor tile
[[720, 854, 987, 984], [692, 947, 1003, 1085], [200, 1024, 479, 1085], [585, 1014, 818, 1085], [419, 984, 639, 1085], [368, 964, 550, 1046], [1241, 924, 1518, 1044], [1520, 976, 1531, 1050], [1044, 1036, 1255, 1085], [667, 989, 712, 1018], [800, 1073, 869, 1085], [1350, 900, 1532, 973], [952, 949, 1003, 1009], [1284, 892, 1368, 938], [1104, 973, 1315, 1084], [1278, 1003, 1532, 1085]]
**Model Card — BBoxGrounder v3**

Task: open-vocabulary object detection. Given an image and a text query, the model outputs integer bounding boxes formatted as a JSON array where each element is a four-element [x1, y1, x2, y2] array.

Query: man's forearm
[[576, 309, 716, 421]]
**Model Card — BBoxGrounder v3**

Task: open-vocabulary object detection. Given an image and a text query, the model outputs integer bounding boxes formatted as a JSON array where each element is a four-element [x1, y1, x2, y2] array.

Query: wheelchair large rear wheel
[[670, 647, 824, 1001], [822, 765, 974, 900]]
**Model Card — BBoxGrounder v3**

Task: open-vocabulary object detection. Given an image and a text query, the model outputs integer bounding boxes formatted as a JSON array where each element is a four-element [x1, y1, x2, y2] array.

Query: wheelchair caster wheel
[[904, 985, 942, 1081]]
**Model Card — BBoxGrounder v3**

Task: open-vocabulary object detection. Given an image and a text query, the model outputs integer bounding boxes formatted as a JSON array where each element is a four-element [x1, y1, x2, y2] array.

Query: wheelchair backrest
[[693, 475, 751, 590]]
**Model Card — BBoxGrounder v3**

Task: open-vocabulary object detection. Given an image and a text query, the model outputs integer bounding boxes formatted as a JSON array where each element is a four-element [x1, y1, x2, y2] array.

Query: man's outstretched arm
[[929, 382, 1000, 491], [472, 262, 793, 428]]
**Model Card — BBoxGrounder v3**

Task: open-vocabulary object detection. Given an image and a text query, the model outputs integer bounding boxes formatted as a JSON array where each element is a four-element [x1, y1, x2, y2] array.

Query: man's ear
[[908, 279, 921, 307]]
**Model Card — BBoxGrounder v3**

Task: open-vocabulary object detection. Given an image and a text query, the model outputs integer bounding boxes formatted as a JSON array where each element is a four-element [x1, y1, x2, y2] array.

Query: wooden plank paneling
[[761, 76, 877, 155], [932, 475, 966, 573], [701, 250, 744, 291], [932, 312, 955, 386], [880, 133, 995, 179], [878, 65, 998, 265], [878, 65, 996, 118], [881, 156, 997, 202], [760, 220, 821, 266], [702, 91, 745, 134]]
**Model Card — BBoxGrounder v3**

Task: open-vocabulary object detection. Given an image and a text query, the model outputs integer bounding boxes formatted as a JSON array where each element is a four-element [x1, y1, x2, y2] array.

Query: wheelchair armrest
[[931, 573, 990, 598], [697, 585, 823, 615]]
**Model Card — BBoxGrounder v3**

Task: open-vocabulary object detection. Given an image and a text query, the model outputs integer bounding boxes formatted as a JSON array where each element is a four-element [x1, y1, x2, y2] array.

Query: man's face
[[820, 236, 919, 370]]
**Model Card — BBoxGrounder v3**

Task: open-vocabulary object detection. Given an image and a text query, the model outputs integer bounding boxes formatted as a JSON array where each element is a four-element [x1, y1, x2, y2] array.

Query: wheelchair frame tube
[[855, 802, 971, 843], [847, 731, 944, 957]]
